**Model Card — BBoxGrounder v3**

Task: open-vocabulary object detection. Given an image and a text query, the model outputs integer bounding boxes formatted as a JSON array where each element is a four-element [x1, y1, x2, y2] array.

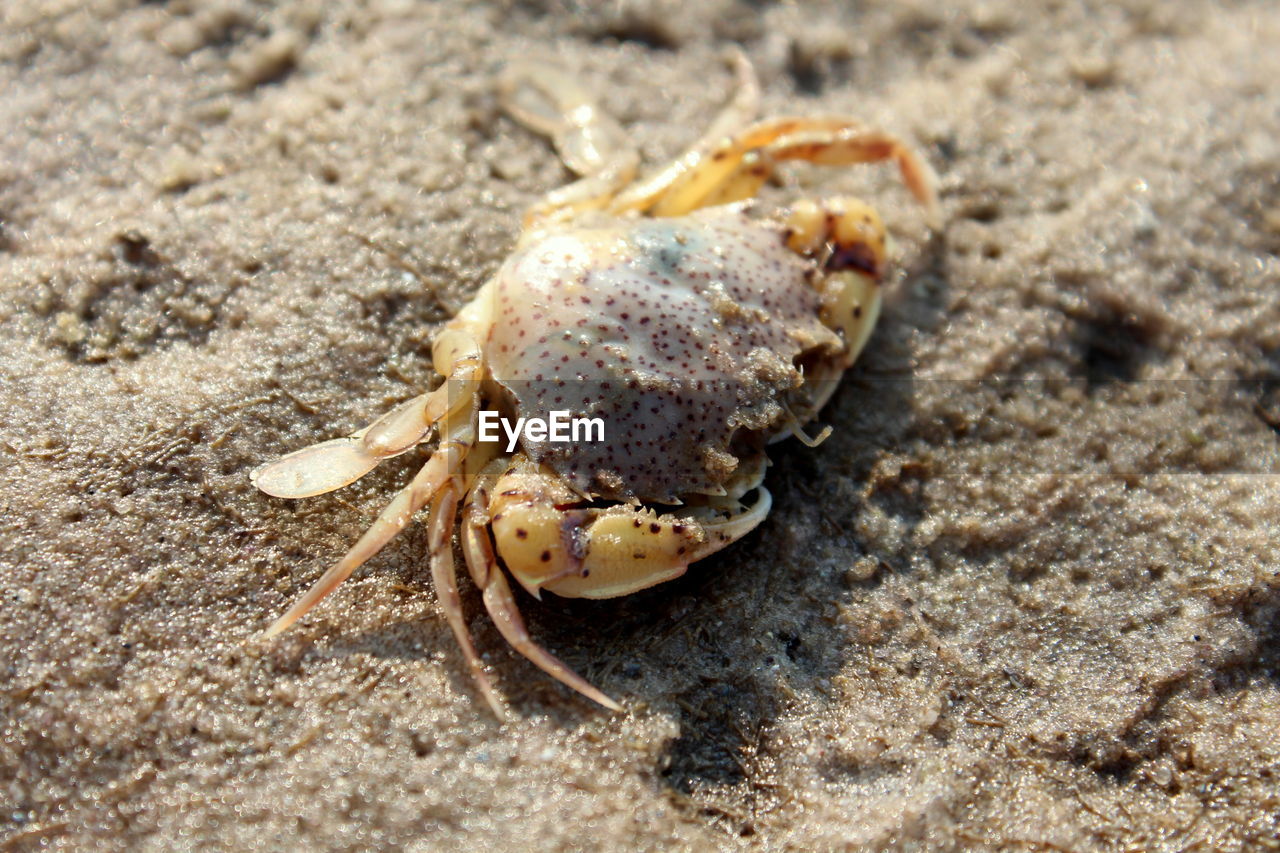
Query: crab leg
[[428, 478, 506, 718], [500, 49, 759, 228], [461, 461, 623, 712], [250, 385, 449, 499], [614, 117, 939, 223], [251, 331, 482, 499], [499, 61, 640, 226], [707, 124, 939, 220], [261, 349, 482, 638], [695, 49, 762, 154], [609, 118, 830, 215]]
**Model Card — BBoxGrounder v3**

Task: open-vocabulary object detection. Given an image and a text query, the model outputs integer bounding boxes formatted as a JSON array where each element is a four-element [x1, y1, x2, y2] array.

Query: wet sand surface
[[3, 1, 1279, 849]]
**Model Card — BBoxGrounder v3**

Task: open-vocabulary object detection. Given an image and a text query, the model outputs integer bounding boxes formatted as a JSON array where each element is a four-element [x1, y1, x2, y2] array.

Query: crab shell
[[453, 200, 889, 601], [484, 207, 841, 503]]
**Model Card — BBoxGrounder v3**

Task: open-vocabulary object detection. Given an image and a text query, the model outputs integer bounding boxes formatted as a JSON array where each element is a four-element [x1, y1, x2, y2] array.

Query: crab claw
[[487, 458, 771, 601]]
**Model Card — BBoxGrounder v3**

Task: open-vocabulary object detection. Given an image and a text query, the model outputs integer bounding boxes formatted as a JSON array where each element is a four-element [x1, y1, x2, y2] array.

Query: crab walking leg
[[427, 480, 506, 719], [251, 385, 451, 499], [499, 63, 631, 175], [261, 399, 480, 639], [697, 49, 762, 154], [499, 62, 640, 226], [757, 126, 938, 221], [601, 52, 765, 217], [609, 117, 839, 215], [251, 331, 483, 499], [615, 118, 939, 224], [677, 121, 939, 220], [461, 464, 623, 711]]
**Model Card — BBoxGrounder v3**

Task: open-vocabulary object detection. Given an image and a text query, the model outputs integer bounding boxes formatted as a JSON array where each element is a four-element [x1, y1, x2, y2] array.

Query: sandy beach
[[3, 0, 1278, 849]]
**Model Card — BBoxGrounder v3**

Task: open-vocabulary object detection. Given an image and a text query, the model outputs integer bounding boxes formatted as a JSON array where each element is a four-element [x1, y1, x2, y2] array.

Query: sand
[[3, 0, 1279, 849]]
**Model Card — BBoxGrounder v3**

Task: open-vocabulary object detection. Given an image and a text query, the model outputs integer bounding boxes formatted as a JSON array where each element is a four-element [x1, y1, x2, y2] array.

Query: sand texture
[[3, 0, 1279, 850]]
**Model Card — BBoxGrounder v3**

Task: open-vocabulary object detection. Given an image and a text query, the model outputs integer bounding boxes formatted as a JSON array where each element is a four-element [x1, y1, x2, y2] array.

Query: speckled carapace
[[487, 211, 842, 503]]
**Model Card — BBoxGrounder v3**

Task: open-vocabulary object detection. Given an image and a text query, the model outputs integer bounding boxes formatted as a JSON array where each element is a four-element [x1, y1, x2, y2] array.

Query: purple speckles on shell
[[486, 209, 842, 502]]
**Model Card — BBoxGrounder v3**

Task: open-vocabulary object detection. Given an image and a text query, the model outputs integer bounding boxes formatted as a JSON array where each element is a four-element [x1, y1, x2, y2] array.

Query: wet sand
[[3, 1, 1279, 849]]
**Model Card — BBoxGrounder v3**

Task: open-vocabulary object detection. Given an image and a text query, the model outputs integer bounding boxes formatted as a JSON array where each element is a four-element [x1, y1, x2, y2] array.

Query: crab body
[[486, 209, 838, 503], [250, 55, 937, 715]]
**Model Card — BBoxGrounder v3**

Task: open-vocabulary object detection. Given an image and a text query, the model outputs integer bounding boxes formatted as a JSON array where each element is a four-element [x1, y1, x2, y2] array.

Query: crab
[[250, 54, 938, 716]]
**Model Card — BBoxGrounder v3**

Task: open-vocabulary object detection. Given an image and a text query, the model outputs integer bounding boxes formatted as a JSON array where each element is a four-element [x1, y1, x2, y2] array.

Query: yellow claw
[[488, 458, 770, 602]]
